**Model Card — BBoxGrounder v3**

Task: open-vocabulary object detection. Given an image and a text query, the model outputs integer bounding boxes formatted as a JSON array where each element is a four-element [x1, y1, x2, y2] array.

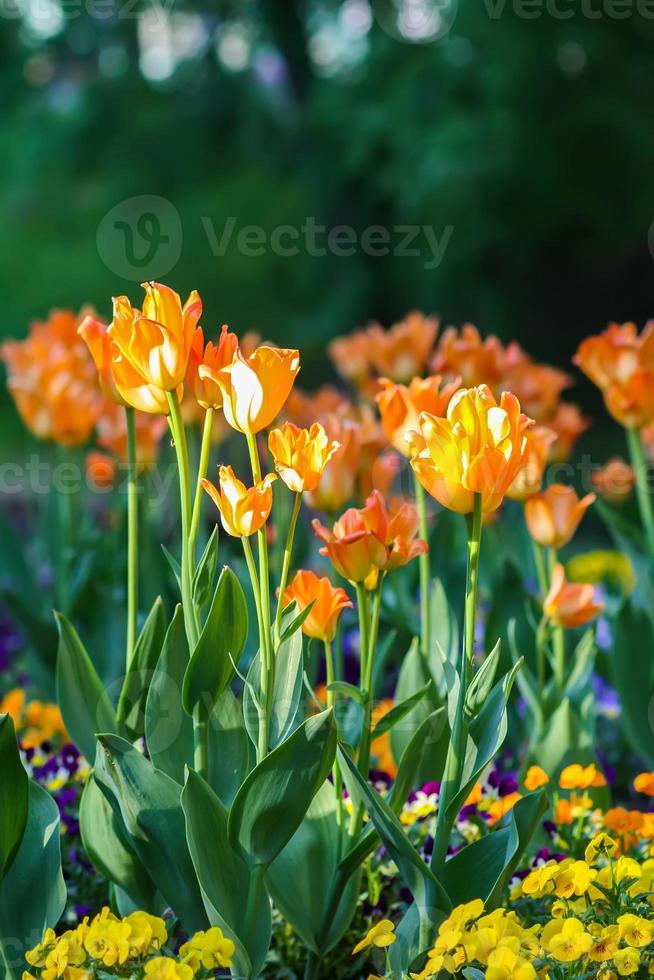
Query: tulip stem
[[531, 539, 549, 599], [431, 492, 483, 875], [166, 391, 200, 649], [193, 706, 208, 779], [626, 426, 654, 563], [325, 639, 345, 841], [125, 407, 139, 669], [414, 475, 432, 663], [242, 534, 269, 762], [547, 548, 566, 689], [274, 491, 302, 644], [189, 407, 214, 565], [246, 432, 274, 755]]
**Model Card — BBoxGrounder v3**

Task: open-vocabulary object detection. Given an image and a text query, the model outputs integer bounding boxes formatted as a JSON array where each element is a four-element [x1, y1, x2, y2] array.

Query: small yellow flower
[[179, 927, 234, 970], [588, 925, 620, 962], [352, 919, 396, 955], [551, 859, 597, 898], [541, 917, 592, 962], [143, 956, 195, 980], [585, 832, 618, 865], [617, 913, 653, 947], [613, 946, 641, 976]]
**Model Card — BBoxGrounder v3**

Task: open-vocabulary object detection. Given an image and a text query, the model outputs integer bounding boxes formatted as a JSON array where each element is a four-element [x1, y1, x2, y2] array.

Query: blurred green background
[[3, 0, 654, 434]]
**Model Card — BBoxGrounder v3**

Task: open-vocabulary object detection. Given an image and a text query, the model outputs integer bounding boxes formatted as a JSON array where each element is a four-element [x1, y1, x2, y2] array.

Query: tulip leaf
[[207, 688, 252, 806], [94, 733, 208, 934], [279, 600, 315, 644], [228, 709, 337, 869], [80, 774, 161, 913], [338, 746, 450, 920], [391, 638, 441, 780], [0, 714, 28, 882], [370, 682, 431, 739], [243, 630, 305, 749], [116, 596, 166, 740], [145, 605, 194, 783], [0, 781, 66, 975], [326, 681, 365, 706], [55, 611, 118, 764], [465, 638, 501, 718], [182, 566, 248, 718], [192, 525, 219, 610], [267, 781, 360, 955], [161, 544, 182, 591], [181, 769, 271, 979], [611, 599, 654, 767]]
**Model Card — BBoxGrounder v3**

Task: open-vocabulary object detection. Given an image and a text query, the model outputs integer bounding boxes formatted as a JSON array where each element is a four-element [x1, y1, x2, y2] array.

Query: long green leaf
[[0, 715, 28, 881], [145, 605, 193, 783], [55, 612, 117, 763], [228, 709, 336, 869], [116, 596, 166, 739]]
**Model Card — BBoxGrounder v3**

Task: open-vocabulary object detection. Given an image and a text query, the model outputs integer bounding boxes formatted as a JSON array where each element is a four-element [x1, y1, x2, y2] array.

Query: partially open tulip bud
[[507, 425, 557, 500], [187, 324, 239, 410], [312, 490, 426, 587], [305, 414, 360, 513], [201, 345, 300, 434], [544, 563, 604, 629], [366, 312, 439, 383], [201, 465, 276, 537], [282, 570, 352, 642], [268, 422, 340, 492], [575, 322, 654, 429], [108, 282, 201, 393], [592, 458, 635, 505], [525, 484, 595, 549], [375, 375, 460, 456], [406, 385, 533, 514]]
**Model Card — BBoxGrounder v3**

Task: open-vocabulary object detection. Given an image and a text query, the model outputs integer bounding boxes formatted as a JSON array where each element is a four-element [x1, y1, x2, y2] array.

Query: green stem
[[325, 640, 345, 842], [547, 547, 566, 689], [358, 577, 384, 780], [188, 406, 214, 564], [414, 475, 432, 662], [125, 406, 139, 668], [242, 534, 269, 762], [193, 706, 208, 779], [166, 391, 200, 647], [244, 863, 266, 951], [431, 492, 483, 874], [274, 490, 303, 643], [303, 950, 321, 980], [627, 426, 654, 563], [531, 538, 549, 599]]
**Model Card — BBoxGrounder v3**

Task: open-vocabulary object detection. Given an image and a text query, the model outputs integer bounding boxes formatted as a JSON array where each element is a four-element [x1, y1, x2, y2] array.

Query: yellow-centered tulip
[[201, 345, 300, 434], [201, 465, 276, 537], [406, 384, 533, 514], [268, 421, 340, 492]]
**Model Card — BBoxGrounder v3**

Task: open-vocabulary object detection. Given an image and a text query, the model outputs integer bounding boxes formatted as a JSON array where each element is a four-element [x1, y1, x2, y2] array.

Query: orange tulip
[[282, 569, 352, 642], [201, 344, 300, 434], [375, 375, 460, 455], [366, 312, 439, 383], [431, 323, 507, 389], [268, 422, 340, 493], [544, 563, 604, 629], [592, 458, 635, 505], [312, 490, 426, 586], [85, 451, 116, 490], [305, 414, 361, 513], [201, 465, 276, 537], [507, 425, 557, 500], [186, 323, 239, 410], [575, 322, 654, 428], [2, 307, 101, 445], [525, 484, 595, 549], [108, 282, 201, 392], [406, 385, 533, 514], [546, 402, 590, 462]]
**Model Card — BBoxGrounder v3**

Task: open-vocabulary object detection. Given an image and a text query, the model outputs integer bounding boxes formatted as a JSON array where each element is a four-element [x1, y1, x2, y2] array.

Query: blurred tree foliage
[[2, 0, 654, 407]]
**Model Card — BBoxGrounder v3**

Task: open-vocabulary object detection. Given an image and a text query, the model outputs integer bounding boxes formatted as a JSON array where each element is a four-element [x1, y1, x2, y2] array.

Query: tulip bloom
[[406, 385, 533, 515], [376, 375, 460, 456], [312, 490, 426, 586], [282, 570, 352, 642], [78, 315, 125, 405], [575, 322, 654, 429], [305, 414, 361, 513], [507, 425, 557, 500], [544, 563, 604, 629], [525, 484, 595, 549], [201, 465, 276, 537], [201, 345, 300, 434], [366, 312, 439, 383], [186, 324, 239, 410], [592, 458, 635, 505], [268, 422, 340, 492], [108, 282, 202, 393]]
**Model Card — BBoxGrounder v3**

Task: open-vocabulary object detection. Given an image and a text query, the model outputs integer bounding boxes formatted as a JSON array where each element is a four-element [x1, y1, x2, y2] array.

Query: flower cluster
[[0, 688, 67, 749], [24, 911, 234, 980]]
